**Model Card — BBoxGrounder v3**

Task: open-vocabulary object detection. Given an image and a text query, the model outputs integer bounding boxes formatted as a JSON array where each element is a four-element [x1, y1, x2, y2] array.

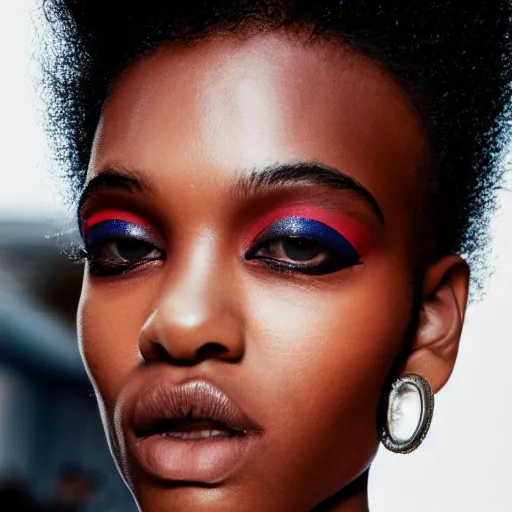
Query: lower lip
[[128, 433, 259, 484]]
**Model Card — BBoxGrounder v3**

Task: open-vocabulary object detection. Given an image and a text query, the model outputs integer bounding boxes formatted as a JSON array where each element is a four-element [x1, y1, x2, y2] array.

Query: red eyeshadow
[[85, 209, 153, 233], [243, 204, 372, 253]]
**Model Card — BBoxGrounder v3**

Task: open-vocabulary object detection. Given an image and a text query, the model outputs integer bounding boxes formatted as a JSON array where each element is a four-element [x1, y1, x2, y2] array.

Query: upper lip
[[128, 379, 262, 438]]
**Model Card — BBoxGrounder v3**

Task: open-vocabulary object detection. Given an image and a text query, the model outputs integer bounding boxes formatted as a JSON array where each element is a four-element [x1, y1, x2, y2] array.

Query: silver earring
[[380, 373, 434, 454]]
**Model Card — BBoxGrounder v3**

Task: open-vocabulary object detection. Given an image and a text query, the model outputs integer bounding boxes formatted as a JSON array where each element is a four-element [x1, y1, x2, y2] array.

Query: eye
[[83, 219, 165, 276], [257, 237, 327, 263], [244, 216, 361, 275], [93, 238, 161, 261]]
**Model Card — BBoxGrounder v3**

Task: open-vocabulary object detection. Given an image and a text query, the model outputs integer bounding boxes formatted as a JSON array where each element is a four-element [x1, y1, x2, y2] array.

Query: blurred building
[[0, 220, 136, 511]]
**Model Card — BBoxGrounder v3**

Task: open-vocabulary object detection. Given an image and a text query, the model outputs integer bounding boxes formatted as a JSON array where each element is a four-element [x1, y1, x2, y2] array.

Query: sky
[[0, 0, 67, 221], [0, 2, 511, 511]]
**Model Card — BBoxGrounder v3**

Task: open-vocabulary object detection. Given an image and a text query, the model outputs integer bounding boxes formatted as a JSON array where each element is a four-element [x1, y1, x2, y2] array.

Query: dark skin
[[77, 32, 469, 511]]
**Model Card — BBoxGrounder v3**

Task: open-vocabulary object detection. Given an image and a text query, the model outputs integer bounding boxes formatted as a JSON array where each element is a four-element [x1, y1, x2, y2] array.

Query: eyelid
[[85, 221, 162, 249], [83, 208, 160, 240], [251, 217, 357, 254], [243, 205, 370, 254]]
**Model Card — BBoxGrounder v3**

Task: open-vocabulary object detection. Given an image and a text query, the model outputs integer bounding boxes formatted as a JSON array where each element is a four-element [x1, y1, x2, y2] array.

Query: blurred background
[[0, 1, 142, 510], [0, 1, 511, 511]]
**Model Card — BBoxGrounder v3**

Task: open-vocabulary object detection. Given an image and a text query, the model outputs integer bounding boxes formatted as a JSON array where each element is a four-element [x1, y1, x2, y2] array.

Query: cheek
[[246, 268, 412, 394], [241, 264, 413, 490], [77, 276, 152, 408]]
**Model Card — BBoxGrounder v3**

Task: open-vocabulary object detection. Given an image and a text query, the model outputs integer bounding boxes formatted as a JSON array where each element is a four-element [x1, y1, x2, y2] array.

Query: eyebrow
[[77, 166, 154, 219], [233, 162, 385, 224], [77, 161, 385, 225]]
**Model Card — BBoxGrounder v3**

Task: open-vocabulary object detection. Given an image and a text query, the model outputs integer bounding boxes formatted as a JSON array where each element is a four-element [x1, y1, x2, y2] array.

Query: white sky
[[0, 0, 67, 221], [0, 2, 511, 511]]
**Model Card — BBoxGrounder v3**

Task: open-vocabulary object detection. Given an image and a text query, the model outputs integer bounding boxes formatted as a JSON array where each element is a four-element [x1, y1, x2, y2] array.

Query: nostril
[[195, 342, 233, 362], [142, 340, 238, 366], [153, 343, 174, 362], [140, 342, 175, 363]]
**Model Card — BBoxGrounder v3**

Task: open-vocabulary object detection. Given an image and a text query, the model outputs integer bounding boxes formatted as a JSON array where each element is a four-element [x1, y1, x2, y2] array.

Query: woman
[[40, 1, 512, 511]]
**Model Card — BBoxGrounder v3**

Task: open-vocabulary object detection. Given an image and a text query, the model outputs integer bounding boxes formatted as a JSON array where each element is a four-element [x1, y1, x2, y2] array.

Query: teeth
[[162, 430, 231, 440]]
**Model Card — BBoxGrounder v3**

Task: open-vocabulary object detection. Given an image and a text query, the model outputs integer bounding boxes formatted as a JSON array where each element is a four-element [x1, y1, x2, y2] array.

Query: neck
[[311, 470, 370, 512]]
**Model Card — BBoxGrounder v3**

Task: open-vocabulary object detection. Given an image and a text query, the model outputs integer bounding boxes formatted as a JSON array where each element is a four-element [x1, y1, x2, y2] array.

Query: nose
[[138, 248, 245, 366]]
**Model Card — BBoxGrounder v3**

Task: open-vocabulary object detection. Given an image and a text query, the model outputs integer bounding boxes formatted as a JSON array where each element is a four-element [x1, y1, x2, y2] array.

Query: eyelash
[[244, 217, 361, 275], [80, 220, 166, 276], [76, 216, 361, 277]]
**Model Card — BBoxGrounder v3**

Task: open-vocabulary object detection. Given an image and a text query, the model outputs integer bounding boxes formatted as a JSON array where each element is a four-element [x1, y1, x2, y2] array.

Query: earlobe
[[402, 255, 470, 394]]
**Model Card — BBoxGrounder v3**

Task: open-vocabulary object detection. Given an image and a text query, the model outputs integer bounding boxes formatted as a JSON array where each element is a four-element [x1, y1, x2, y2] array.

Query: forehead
[[89, 32, 426, 221]]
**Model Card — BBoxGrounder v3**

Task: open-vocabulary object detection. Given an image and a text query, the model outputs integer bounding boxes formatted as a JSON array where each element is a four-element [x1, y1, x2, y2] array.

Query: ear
[[401, 255, 470, 394]]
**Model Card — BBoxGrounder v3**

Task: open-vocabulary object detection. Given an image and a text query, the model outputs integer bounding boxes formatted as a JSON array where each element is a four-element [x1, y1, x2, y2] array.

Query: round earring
[[379, 373, 434, 454]]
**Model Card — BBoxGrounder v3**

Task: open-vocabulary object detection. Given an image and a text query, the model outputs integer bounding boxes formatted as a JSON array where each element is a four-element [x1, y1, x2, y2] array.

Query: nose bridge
[[163, 239, 222, 326], [139, 231, 244, 362]]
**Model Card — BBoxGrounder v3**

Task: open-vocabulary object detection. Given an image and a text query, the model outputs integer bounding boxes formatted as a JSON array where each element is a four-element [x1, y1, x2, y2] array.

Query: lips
[[123, 379, 263, 484]]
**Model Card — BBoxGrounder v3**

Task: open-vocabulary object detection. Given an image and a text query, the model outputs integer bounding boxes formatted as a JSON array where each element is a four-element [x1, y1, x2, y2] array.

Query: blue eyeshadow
[[255, 216, 358, 256], [86, 220, 157, 246]]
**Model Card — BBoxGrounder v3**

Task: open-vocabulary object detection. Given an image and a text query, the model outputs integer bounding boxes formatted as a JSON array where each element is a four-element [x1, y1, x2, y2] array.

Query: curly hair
[[38, 0, 512, 288]]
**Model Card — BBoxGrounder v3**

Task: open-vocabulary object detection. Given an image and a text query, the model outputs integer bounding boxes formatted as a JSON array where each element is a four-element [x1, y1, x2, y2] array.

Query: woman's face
[[78, 33, 428, 511]]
